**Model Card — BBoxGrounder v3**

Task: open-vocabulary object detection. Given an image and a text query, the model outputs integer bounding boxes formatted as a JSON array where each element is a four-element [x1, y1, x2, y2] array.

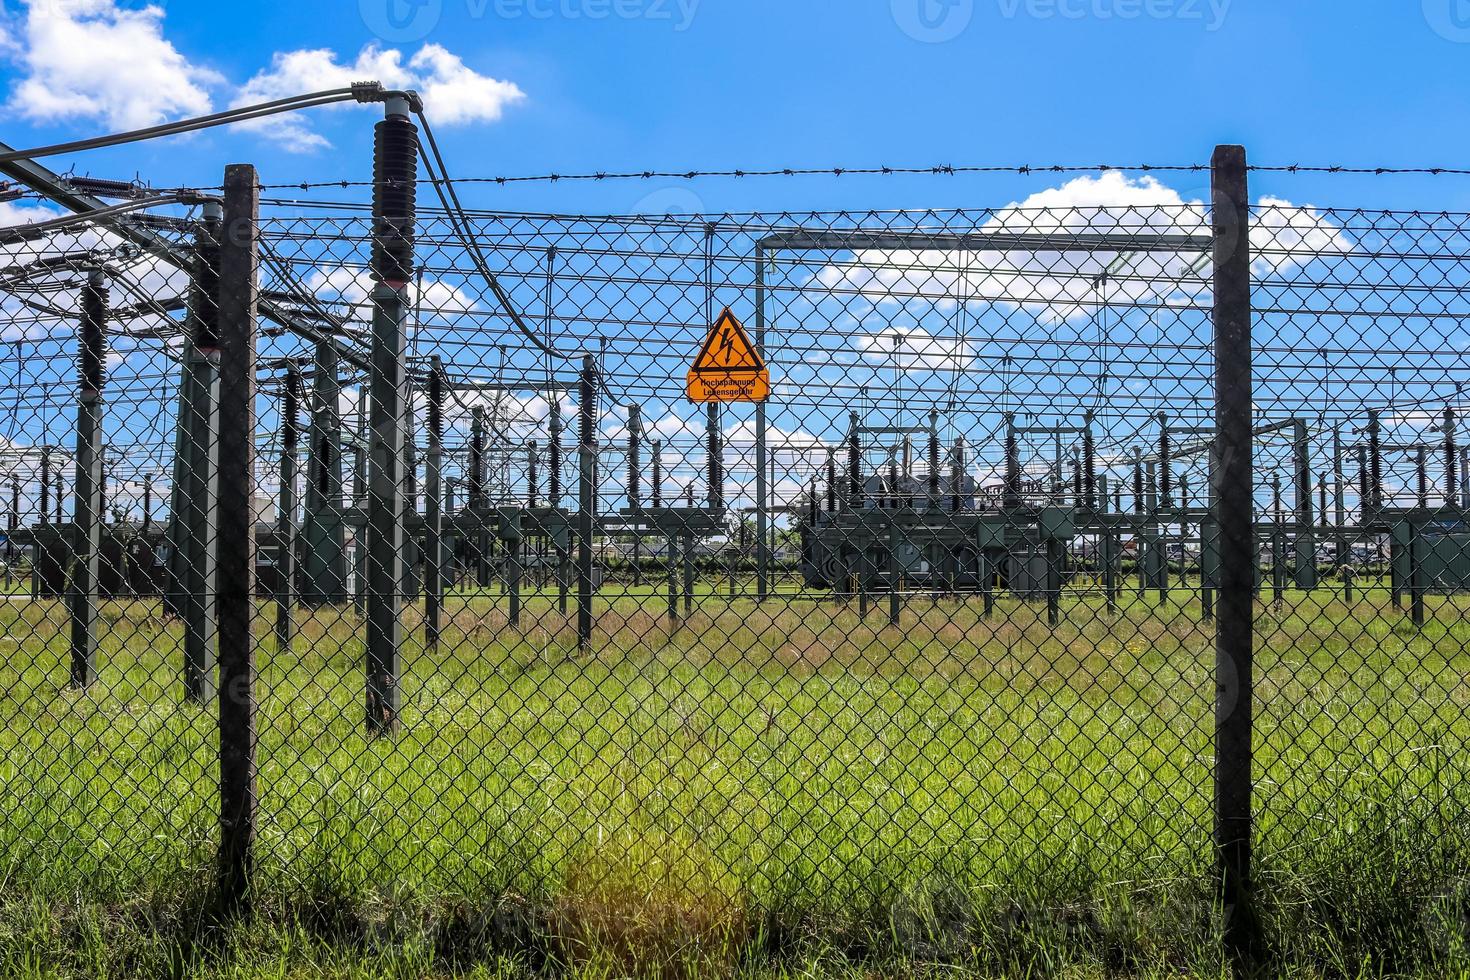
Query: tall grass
[[0, 583, 1466, 977]]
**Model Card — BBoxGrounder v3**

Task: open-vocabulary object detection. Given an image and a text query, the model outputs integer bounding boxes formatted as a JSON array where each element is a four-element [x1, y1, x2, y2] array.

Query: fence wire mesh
[[1, 183, 1467, 964]]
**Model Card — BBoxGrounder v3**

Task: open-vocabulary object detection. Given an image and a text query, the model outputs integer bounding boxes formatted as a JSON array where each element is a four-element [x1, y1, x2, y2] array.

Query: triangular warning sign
[[687, 307, 770, 403]]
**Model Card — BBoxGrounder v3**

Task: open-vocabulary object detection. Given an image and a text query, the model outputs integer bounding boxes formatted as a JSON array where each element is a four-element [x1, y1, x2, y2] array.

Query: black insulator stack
[[283, 366, 301, 452], [826, 454, 837, 513], [1357, 448, 1370, 520], [1368, 414, 1382, 511], [707, 405, 722, 509], [469, 412, 486, 508], [1133, 457, 1145, 514], [651, 442, 663, 508], [848, 416, 862, 507], [192, 218, 221, 351], [928, 426, 940, 504], [78, 278, 108, 393], [1446, 407, 1458, 505], [579, 364, 597, 450], [427, 365, 444, 443], [527, 441, 539, 507], [1003, 419, 1020, 508], [627, 421, 641, 509], [1158, 419, 1172, 506], [549, 409, 563, 505], [1418, 448, 1429, 508], [1083, 428, 1097, 509], [371, 115, 418, 283]]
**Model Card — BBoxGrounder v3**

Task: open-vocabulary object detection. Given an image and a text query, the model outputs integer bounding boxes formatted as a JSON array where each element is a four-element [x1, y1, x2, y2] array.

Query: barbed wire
[[222, 162, 1470, 194]]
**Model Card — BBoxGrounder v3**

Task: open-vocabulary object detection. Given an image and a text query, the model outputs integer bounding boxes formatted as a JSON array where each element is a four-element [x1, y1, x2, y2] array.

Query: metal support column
[[274, 364, 301, 651], [184, 202, 222, 703], [216, 163, 259, 908], [577, 355, 598, 651], [1211, 144, 1256, 951], [364, 96, 417, 737], [755, 245, 768, 602], [68, 271, 107, 689], [424, 358, 444, 650]]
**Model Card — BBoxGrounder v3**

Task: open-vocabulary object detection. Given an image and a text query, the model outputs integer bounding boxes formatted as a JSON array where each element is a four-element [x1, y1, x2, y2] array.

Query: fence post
[[275, 363, 300, 651], [755, 246, 769, 603], [68, 270, 108, 689], [1211, 143, 1256, 953], [216, 163, 259, 909], [365, 94, 417, 738], [424, 357, 444, 650], [628, 403, 643, 589], [577, 354, 598, 651]]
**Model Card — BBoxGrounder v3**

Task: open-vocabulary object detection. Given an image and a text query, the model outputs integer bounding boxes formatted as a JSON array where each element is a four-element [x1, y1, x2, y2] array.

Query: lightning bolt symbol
[[717, 328, 736, 363]]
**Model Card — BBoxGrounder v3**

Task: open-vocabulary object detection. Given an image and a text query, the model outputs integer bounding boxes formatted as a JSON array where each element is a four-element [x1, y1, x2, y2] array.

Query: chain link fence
[[1, 145, 1468, 970]]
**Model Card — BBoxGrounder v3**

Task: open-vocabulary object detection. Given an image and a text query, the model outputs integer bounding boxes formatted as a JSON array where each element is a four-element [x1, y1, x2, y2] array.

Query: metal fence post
[[68, 270, 107, 689], [274, 364, 300, 651], [755, 245, 769, 602], [365, 94, 417, 738], [216, 163, 259, 909], [577, 354, 597, 651], [424, 357, 444, 651], [1211, 143, 1256, 952]]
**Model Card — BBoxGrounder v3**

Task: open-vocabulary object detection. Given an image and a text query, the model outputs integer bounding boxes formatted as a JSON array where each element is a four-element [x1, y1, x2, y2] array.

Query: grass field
[[0, 577, 1467, 978]]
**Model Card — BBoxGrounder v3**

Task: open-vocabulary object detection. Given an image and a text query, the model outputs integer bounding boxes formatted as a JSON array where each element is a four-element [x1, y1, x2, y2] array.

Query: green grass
[[0, 578, 1467, 977]]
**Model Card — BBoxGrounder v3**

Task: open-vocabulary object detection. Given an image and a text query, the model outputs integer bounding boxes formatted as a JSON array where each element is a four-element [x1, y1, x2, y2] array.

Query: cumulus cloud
[[236, 43, 525, 151], [7, 0, 221, 130], [1, 3, 523, 152], [854, 325, 974, 374], [818, 173, 1350, 327], [305, 264, 479, 326]]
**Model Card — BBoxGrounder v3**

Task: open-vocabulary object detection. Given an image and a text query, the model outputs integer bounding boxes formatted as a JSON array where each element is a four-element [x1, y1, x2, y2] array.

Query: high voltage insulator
[[371, 113, 418, 284], [78, 273, 108, 394], [283, 365, 302, 453], [427, 361, 444, 442]]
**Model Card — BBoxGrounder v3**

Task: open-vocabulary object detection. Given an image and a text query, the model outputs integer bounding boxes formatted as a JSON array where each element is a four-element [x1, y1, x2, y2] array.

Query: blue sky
[[1, 0, 1468, 520], [0, 1, 1467, 214]]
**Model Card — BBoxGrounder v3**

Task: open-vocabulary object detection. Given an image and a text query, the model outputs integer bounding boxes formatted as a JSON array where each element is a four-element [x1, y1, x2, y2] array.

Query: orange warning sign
[[686, 307, 770, 403]]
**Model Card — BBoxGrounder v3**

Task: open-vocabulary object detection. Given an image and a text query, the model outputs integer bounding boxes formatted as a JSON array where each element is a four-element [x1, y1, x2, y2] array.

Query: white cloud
[[854, 325, 973, 374], [236, 42, 525, 151], [0, 198, 59, 227], [407, 44, 525, 125], [305, 264, 478, 326], [0, 5, 523, 153], [8, 0, 221, 130], [818, 173, 1349, 326]]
